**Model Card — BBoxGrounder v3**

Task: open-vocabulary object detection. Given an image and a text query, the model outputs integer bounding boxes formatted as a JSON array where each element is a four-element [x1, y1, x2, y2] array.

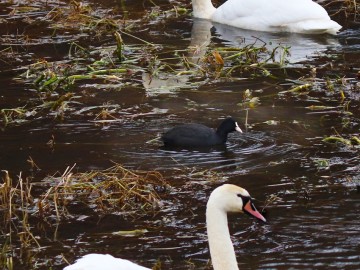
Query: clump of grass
[[24, 57, 127, 94], [0, 107, 28, 126], [146, 5, 189, 21], [0, 165, 170, 267], [0, 171, 39, 269], [37, 0, 121, 34], [323, 135, 360, 146], [327, 0, 359, 19], [0, 171, 36, 239], [37, 163, 170, 219], [195, 43, 290, 79], [1, 32, 144, 126]]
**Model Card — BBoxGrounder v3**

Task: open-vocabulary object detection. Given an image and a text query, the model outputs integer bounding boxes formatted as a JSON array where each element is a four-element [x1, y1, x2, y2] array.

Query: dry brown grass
[[0, 165, 170, 268], [38, 163, 170, 219], [0, 164, 169, 222]]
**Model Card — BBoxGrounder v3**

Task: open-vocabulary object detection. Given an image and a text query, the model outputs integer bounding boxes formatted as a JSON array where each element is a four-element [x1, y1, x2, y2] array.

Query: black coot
[[161, 117, 242, 147]]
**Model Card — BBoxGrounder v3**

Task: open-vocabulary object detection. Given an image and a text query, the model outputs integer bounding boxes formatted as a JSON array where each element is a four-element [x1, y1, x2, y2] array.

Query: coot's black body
[[161, 117, 242, 147]]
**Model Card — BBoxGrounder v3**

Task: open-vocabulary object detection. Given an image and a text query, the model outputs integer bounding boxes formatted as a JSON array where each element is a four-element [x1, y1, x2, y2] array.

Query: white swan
[[64, 254, 150, 270], [63, 184, 266, 270], [192, 0, 342, 35]]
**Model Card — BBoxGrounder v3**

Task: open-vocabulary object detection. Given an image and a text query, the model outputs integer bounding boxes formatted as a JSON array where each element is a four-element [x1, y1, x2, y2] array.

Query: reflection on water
[[212, 21, 340, 63], [142, 18, 344, 97], [120, 130, 293, 173], [190, 18, 342, 64], [142, 72, 191, 96]]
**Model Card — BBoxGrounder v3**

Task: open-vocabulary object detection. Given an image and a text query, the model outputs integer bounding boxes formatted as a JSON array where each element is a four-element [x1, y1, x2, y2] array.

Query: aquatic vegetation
[[0, 107, 28, 125], [286, 75, 359, 147], [1, 32, 291, 127], [0, 165, 170, 268], [1, 35, 141, 125], [323, 135, 360, 146], [39, 163, 170, 218], [327, 0, 359, 19], [0, 171, 39, 269], [198, 44, 290, 78], [0, 164, 169, 224]]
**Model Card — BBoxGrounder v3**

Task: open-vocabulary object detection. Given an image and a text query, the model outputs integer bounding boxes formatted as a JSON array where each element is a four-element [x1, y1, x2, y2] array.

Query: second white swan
[[64, 184, 266, 270], [192, 0, 341, 35]]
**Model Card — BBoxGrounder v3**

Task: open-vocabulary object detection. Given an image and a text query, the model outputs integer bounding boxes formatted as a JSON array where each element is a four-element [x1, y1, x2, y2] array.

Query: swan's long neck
[[206, 201, 239, 270], [191, 0, 216, 19]]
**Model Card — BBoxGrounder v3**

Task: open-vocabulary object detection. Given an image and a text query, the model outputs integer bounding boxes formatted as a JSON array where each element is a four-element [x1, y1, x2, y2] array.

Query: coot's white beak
[[235, 122, 243, 133]]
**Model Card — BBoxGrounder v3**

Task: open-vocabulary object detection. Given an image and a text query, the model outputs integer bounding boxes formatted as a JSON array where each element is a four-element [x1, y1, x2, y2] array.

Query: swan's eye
[[237, 194, 250, 205]]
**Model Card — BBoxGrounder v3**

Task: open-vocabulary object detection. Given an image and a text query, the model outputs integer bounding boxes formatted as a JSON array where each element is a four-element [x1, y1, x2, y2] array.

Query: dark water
[[0, 0, 359, 269]]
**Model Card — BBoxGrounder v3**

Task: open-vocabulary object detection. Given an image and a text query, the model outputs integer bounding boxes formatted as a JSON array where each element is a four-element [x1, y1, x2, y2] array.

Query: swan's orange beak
[[244, 201, 266, 222]]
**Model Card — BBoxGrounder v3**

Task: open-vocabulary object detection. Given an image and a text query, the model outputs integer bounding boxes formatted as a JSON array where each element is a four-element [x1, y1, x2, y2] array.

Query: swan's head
[[207, 184, 266, 222]]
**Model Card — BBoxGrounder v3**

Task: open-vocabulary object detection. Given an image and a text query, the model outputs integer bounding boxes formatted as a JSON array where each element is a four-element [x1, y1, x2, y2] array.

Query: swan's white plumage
[[63, 184, 266, 270], [192, 0, 341, 34], [63, 254, 150, 270]]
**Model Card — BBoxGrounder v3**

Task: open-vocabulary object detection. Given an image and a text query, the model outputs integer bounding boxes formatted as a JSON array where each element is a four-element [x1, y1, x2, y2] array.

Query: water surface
[[0, 0, 359, 269]]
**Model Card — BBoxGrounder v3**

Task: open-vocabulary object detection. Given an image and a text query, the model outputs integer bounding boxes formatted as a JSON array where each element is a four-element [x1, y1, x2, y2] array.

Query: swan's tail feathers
[[287, 19, 342, 35]]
